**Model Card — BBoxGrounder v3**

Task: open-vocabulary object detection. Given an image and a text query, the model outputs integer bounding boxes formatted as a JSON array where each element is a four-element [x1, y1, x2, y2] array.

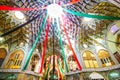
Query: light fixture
[[83, 44, 88, 48], [0, 37, 4, 43], [14, 11, 25, 19], [47, 4, 63, 18], [110, 72, 119, 77], [83, 17, 92, 22]]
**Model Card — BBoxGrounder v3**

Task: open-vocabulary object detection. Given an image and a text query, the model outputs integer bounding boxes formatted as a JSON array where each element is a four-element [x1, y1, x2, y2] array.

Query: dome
[[0, 0, 120, 80]]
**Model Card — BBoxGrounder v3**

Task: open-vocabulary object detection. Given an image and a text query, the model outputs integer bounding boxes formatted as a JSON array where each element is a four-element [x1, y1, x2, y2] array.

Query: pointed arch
[[89, 72, 104, 80], [98, 49, 115, 67], [29, 54, 40, 73], [0, 48, 7, 67], [68, 54, 78, 71], [5, 49, 24, 69], [82, 50, 99, 68]]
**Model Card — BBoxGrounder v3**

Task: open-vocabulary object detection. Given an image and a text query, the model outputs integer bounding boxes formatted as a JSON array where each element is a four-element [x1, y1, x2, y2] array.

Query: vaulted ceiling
[[0, 0, 120, 57]]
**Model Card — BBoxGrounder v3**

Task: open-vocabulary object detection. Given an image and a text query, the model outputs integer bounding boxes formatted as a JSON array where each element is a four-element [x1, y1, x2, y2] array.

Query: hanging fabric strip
[[38, 0, 45, 4], [57, 61, 63, 80], [45, 64, 51, 79], [62, 16, 82, 70], [56, 19, 69, 72], [64, 9, 120, 20], [23, 14, 48, 70], [58, 60, 65, 74], [40, 17, 51, 73], [63, 0, 80, 6], [0, 6, 39, 11], [45, 57, 51, 78]]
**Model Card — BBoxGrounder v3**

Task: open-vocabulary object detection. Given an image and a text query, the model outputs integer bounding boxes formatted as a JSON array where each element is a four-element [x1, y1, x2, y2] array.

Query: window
[[68, 55, 78, 71], [0, 48, 7, 67], [110, 25, 119, 34], [89, 72, 104, 80], [113, 51, 120, 63], [116, 34, 120, 50], [83, 51, 99, 68], [5, 50, 24, 69], [98, 49, 115, 67], [30, 54, 40, 72]]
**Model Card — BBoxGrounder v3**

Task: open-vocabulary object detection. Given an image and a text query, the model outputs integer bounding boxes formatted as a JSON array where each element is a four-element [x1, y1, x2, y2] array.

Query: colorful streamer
[[64, 0, 80, 6], [57, 65, 63, 80], [45, 64, 51, 79], [58, 60, 65, 74], [23, 14, 48, 70], [0, 6, 38, 11], [62, 16, 82, 70], [71, 0, 80, 4], [56, 19, 69, 72], [38, 0, 44, 4], [40, 17, 51, 73], [56, 59, 63, 80], [64, 9, 120, 20]]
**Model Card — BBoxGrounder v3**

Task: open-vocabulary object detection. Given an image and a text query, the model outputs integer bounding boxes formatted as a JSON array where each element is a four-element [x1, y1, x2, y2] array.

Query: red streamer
[[62, 16, 82, 70], [0, 6, 39, 11], [58, 66, 62, 80], [65, 0, 80, 6], [40, 17, 51, 73]]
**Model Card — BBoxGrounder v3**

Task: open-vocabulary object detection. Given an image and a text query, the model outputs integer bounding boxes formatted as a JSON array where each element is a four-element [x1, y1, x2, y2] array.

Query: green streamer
[[38, 0, 44, 4], [45, 64, 51, 79], [56, 19, 69, 72], [58, 60, 65, 74], [23, 14, 48, 70], [64, 9, 120, 20]]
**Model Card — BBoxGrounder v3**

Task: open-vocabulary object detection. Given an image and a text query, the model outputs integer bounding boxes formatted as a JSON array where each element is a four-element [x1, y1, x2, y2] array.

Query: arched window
[[89, 72, 104, 80], [0, 48, 7, 67], [29, 54, 40, 72], [68, 55, 78, 71], [5, 50, 24, 69], [116, 34, 120, 49], [98, 49, 115, 67], [83, 51, 99, 68]]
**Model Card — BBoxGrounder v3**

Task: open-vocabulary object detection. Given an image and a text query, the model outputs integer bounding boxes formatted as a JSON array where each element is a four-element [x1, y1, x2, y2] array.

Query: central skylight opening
[[47, 4, 63, 18]]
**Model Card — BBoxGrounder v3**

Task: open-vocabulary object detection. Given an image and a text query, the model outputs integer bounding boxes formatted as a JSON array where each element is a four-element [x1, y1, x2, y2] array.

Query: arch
[[5, 49, 24, 69], [0, 48, 7, 67], [89, 72, 104, 80], [98, 49, 115, 67], [68, 55, 78, 71], [29, 54, 40, 73], [116, 34, 120, 48], [82, 50, 99, 68]]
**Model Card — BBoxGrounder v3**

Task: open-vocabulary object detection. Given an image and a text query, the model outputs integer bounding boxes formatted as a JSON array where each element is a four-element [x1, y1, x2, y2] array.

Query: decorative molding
[[0, 69, 42, 77], [66, 64, 120, 75]]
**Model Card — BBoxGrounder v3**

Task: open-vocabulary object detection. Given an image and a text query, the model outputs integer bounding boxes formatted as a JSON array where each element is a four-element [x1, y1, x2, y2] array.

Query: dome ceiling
[[0, 0, 120, 55]]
